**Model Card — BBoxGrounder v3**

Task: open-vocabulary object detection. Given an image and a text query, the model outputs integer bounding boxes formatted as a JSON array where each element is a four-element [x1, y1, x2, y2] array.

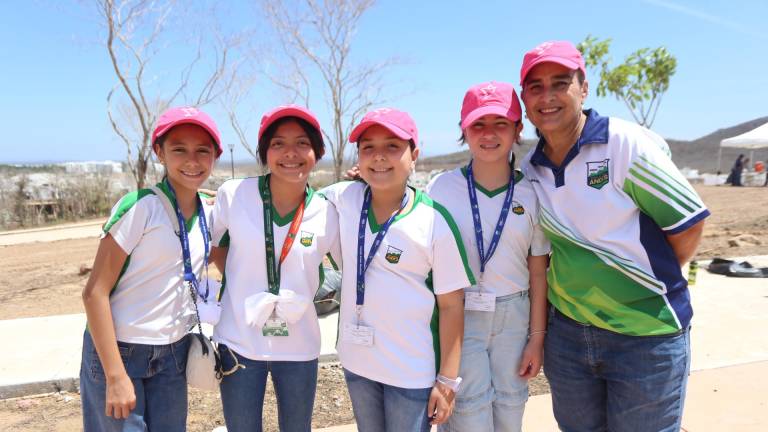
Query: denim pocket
[[171, 335, 191, 374], [392, 385, 432, 403], [90, 344, 131, 382]]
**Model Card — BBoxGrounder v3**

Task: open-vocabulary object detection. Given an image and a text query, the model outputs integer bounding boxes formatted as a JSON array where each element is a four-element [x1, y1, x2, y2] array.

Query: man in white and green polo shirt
[[519, 40, 708, 431]]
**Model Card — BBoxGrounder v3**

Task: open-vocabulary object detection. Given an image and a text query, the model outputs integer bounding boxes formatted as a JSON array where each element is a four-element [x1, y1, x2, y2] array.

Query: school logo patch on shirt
[[586, 159, 610, 189], [385, 246, 403, 264], [512, 201, 525, 215], [300, 231, 314, 247]]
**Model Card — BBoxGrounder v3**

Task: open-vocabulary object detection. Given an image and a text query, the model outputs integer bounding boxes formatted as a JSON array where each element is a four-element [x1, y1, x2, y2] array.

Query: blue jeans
[[544, 307, 691, 432], [344, 368, 432, 432], [218, 344, 318, 432], [440, 291, 530, 432], [79, 330, 190, 432]]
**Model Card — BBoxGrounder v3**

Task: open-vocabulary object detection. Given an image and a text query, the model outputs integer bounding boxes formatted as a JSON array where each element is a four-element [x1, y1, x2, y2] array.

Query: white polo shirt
[[521, 109, 710, 336], [321, 181, 475, 389], [426, 166, 550, 297], [102, 181, 210, 344], [211, 176, 340, 361]]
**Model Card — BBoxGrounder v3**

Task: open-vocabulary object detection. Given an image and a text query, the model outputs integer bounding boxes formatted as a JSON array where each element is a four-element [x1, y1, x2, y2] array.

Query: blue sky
[[2, 0, 767, 163]]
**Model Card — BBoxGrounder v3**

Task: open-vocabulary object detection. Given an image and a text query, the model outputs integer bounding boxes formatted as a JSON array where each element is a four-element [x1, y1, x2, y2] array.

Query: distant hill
[[419, 117, 768, 174], [668, 116, 768, 173]]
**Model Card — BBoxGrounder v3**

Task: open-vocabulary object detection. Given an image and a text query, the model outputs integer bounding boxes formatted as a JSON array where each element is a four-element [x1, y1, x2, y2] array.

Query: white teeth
[[281, 163, 301, 168], [541, 108, 559, 113]]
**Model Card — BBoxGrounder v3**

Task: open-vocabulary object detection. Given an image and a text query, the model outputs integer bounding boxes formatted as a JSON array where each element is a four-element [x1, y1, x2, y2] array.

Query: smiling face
[[521, 62, 588, 137], [154, 123, 216, 193], [464, 114, 522, 165], [357, 124, 419, 193], [266, 120, 317, 186]]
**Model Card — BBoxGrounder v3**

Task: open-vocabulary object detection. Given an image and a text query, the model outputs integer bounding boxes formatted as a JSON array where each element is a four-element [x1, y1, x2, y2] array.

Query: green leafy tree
[[577, 35, 677, 128]]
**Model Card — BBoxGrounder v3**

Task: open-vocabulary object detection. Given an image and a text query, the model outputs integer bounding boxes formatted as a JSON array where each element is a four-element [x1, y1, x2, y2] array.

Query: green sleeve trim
[[103, 189, 155, 233], [627, 167, 697, 213], [623, 178, 687, 229], [217, 271, 227, 301], [636, 154, 698, 198], [109, 254, 131, 296], [317, 263, 325, 295], [326, 253, 339, 271], [426, 195, 477, 286], [424, 271, 441, 372], [218, 230, 231, 248]]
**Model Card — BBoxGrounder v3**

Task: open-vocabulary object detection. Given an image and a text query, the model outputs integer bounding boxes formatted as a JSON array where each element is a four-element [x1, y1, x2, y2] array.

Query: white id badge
[[343, 323, 374, 347], [465, 291, 496, 312], [262, 317, 289, 337]]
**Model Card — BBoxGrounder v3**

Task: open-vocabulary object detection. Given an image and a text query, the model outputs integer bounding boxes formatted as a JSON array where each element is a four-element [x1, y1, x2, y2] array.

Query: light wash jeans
[[544, 306, 691, 432], [440, 291, 530, 432], [343, 368, 433, 432], [79, 330, 190, 432], [218, 344, 318, 432]]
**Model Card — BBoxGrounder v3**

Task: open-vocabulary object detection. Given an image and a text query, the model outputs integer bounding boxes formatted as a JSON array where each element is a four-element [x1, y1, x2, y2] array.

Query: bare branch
[[93, 0, 245, 187], [261, 0, 397, 180]]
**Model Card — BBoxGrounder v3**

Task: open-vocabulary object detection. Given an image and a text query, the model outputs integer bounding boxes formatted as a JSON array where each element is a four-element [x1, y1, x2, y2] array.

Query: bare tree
[[261, 0, 397, 181], [94, 0, 241, 188]]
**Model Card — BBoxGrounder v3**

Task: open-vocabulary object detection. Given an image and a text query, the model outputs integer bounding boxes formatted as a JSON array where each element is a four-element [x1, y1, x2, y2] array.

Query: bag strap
[[150, 185, 205, 335], [149, 185, 181, 235]]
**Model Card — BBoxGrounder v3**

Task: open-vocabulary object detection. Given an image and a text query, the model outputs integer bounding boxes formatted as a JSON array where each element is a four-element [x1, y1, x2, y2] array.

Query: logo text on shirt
[[586, 159, 610, 190]]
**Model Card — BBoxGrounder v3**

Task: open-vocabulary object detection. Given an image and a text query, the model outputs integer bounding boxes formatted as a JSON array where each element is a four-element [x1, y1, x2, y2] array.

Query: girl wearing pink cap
[[425, 82, 549, 432], [209, 105, 341, 432], [80, 106, 222, 431], [321, 108, 473, 431]]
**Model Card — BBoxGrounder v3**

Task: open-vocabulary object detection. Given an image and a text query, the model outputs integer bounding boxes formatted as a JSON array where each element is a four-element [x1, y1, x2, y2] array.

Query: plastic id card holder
[[465, 291, 496, 312], [262, 316, 289, 337], [343, 323, 374, 347]]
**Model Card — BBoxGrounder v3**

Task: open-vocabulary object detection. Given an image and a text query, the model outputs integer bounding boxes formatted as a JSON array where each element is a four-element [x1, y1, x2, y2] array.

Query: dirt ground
[[0, 366, 550, 431], [1, 185, 765, 321], [0, 185, 765, 430]]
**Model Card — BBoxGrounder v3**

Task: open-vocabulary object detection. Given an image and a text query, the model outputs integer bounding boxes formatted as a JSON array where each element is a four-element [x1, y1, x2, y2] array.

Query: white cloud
[[641, 0, 768, 40]]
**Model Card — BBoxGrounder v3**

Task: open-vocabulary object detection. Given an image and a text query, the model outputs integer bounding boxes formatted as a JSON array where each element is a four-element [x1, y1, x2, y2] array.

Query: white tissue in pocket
[[244, 292, 279, 328]]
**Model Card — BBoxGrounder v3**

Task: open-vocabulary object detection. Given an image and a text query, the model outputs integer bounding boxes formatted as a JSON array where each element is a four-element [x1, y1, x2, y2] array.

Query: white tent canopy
[[718, 121, 768, 172], [721, 122, 768, 149]]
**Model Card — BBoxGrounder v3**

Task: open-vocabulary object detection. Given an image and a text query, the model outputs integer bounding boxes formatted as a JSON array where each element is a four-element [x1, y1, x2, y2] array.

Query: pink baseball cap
[[152, 106, 222, 156], [519, 41, 586, 85], [460, 81, 522, 129], [258, 104, 322, 141], [349, 108, 418, 146]]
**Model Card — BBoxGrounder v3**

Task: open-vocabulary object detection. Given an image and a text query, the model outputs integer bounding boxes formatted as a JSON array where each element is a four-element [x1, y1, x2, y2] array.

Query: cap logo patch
[[534, 42, 554, 54], [180, 107, 199, 117], [479, 83, 497, 100], [370, 108, 393, 118]]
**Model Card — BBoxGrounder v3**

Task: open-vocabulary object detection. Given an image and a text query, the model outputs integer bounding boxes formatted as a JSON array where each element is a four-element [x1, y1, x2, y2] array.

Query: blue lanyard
[[165, 179, 210, 300], [356, 187, 409, 314], [465, 160, 515, 277]]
